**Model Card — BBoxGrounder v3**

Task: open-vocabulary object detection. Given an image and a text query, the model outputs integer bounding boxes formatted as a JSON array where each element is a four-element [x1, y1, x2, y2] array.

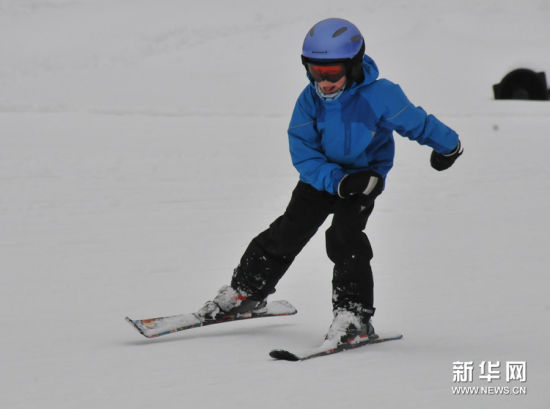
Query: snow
[[1, 0, 549, 408]]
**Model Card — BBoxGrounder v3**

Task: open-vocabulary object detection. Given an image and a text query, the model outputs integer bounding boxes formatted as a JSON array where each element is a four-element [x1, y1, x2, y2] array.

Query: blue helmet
[[302, 18, 364, 62], [301, 18, 366, 85]]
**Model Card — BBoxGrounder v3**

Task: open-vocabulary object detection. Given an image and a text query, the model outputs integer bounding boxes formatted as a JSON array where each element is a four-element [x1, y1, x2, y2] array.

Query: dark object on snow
[[493, 69, 549, 100]]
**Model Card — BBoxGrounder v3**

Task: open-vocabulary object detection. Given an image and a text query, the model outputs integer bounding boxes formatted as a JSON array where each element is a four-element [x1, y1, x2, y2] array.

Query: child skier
[[196, 18, 462, 344]]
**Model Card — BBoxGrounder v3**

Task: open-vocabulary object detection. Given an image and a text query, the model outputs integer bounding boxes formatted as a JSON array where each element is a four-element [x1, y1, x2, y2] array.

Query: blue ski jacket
[[288, 55, 459, 194]]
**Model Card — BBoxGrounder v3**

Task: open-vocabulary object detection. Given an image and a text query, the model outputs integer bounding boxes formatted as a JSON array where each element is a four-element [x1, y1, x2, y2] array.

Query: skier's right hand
[[337, 171, 383, 202]]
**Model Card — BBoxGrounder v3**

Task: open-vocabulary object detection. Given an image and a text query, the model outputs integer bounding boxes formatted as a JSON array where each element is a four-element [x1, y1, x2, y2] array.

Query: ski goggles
[[306, 63, 346, 83]]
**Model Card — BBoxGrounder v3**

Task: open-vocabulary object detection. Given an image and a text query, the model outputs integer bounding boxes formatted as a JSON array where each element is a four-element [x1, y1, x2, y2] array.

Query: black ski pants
[[231, 180, 377, 317]]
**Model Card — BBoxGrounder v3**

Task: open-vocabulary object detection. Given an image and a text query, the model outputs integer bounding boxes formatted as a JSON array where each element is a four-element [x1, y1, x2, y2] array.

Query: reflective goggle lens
[[307, 63, 346, 82]]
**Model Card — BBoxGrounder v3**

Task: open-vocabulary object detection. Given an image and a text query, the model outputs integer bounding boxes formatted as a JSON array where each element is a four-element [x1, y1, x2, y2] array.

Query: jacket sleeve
[[287, 88, 346, 194], [374, 80, 459, 154]]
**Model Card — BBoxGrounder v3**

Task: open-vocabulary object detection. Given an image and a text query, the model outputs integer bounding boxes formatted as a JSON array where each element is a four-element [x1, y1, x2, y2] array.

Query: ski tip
[[378, 333, 404, 341], [269, 349, 300, 361], [125, 316, 152, 338], [268, 300, 298, 316]]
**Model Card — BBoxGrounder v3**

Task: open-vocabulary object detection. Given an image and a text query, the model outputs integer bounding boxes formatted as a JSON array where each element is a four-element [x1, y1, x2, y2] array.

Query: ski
[[269, 333, 403, 361], [126, 300, 297, 338]]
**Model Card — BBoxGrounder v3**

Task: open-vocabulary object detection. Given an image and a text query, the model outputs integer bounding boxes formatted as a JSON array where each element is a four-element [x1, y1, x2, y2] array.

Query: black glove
[[430, 141, 463, 171], [337, 171, 383, 201]]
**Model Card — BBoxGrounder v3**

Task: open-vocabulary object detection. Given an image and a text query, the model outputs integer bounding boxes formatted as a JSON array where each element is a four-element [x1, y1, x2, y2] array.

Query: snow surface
[[1, 0, 549, 408]]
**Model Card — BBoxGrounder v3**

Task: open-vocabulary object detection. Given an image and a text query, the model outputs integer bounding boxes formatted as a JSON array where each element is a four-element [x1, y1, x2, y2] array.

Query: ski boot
[[325, 309, 378, 345], [195, 285, 267, 322]]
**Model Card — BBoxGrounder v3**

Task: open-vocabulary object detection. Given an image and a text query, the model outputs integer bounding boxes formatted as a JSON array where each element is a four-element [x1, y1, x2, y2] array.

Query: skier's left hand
[[431, 140, 463, 171], [337, 171, 383, 202]]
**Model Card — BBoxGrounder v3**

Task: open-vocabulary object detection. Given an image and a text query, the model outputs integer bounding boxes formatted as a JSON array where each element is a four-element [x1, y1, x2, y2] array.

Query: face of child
[[317, 75, 347, 95]]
